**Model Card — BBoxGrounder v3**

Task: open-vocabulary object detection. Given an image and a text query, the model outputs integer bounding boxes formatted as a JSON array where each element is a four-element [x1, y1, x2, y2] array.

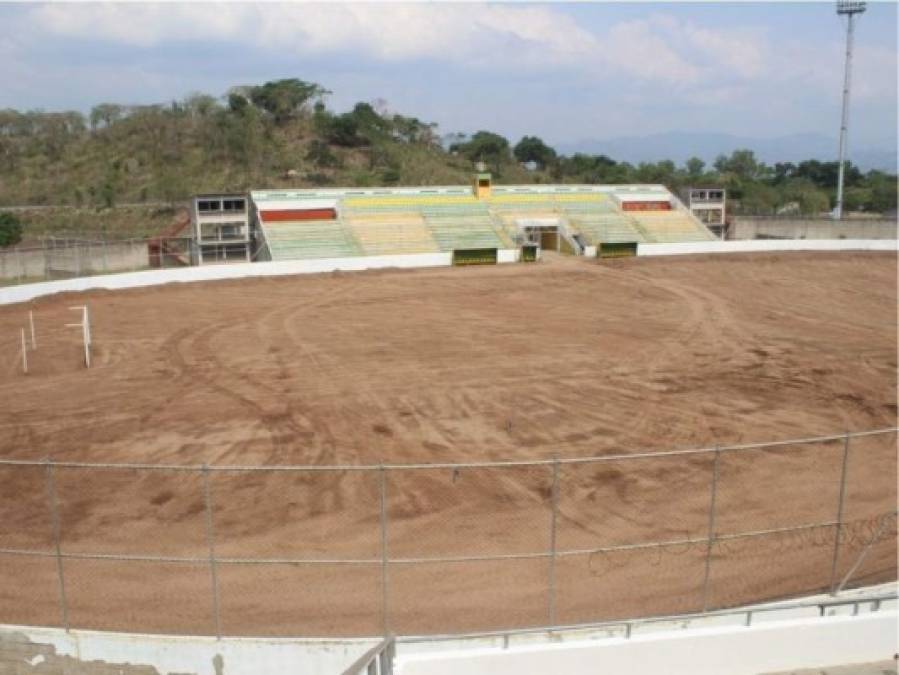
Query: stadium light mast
[[833, 0, 866, 221]]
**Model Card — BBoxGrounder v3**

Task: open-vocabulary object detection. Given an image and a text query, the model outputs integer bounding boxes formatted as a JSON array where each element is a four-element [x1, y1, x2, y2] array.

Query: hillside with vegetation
[[0, 78, 895, 241]]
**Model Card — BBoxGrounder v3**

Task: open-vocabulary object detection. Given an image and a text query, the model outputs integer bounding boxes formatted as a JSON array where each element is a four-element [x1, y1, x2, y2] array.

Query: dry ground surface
[[0, 251, 895, 637]]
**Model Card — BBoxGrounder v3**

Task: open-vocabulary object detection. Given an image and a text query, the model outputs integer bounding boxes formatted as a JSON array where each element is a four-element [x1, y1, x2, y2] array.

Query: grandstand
[[250, 177, 715, 264]]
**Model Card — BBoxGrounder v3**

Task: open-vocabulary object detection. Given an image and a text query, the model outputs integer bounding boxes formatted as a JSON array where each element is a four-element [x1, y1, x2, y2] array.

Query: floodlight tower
[[833, 0, 866, 220]]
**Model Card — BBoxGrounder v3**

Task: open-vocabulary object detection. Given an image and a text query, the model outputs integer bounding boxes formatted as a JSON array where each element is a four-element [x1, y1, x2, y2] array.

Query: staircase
[[148, 210, 192, 267]]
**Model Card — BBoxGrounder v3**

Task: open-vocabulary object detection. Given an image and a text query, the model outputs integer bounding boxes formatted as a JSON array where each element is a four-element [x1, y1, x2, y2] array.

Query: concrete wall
[[2, 240, 894, 307], [637, 239, 896, 257], [0, 241, 150, 281], [395, 610, 898, 675], [0, 251, 455, 305], [0, 247, 46, 279], [497, 248, 520, 264], [585, 239, 895, 259], [730, 217, 897, 241], [0, 625, 376, 675]]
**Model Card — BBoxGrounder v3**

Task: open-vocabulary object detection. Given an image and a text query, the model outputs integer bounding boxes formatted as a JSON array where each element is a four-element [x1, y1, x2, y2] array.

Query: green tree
[[685, 157, 705, 179], [249, 78, 330, 124], [635, 160, 677, 186], [228, 93, 249, 114], [450, 131, 511, 169], [781, 178, 830, 215], [184, 93, 219, 118], [794, 159, 862, 190], [867, 171, 899, 213], [89, 103, 126, 130], [0, 212, 23, 247], [326, 114, 365, 147], [772, 162, 796, 185], [513, 136, 556, 169], [350, 102, 390, 139], [392, 115, 438, 145], [714, 149, 763, 181], [740, 182, 779, 215]]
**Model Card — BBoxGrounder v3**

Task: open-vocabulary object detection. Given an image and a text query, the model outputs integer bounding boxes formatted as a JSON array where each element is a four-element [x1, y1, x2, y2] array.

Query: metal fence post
[[701, 446, 721, 612], [548, 457, 560, 626], [829, 433, 851, 594], [45, 461, 69, 631], [379, 465, 390, 636], [834, 511, 897, 595], [202, 465, 222, 639]]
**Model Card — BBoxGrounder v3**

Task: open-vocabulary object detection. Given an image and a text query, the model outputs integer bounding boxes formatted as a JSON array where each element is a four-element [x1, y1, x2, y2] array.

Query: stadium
[[249, 176, 715, 264], [0, 173, 896, 673]]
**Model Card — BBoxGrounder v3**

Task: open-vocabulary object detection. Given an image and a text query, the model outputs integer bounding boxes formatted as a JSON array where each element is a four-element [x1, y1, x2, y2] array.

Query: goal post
[[20, 328, 28, 374], [66, 305, 91, 368]]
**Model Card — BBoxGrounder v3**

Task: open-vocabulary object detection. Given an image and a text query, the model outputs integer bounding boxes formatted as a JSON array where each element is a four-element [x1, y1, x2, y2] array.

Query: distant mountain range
[[555, 132, 897, 172]]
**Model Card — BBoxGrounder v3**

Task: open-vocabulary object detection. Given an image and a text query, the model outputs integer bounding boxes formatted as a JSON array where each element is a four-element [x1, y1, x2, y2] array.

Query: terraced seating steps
[[264, 219, 360, 260], [628, 211, 716, 243], [348, 216, 439, 255], [425, 216, 507, 251], [571, 215, 647, 245]]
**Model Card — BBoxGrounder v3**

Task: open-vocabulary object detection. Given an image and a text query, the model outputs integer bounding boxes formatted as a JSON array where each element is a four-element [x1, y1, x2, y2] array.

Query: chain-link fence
[[0, 428, 895, 638]]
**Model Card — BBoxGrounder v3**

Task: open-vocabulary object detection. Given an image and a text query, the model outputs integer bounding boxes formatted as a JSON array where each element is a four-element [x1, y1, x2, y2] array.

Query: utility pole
[[834, 1, 866, 221]]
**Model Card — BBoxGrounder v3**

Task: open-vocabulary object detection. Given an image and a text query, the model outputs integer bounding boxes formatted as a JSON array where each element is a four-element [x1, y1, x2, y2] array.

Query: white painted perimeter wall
[[0, 252, 454, 305], [2, 624, 377, 675], [395, 611, 898, 675], [637, 238, 897, 256], [0, 241, 893, 306]]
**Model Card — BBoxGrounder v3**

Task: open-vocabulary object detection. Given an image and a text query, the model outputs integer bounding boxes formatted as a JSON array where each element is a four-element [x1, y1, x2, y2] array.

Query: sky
[[0, 1, 896, 150]]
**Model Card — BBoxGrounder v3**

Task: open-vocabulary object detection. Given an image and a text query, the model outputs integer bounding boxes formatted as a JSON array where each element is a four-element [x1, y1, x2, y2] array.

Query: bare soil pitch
[[0, 251, 895, 636]]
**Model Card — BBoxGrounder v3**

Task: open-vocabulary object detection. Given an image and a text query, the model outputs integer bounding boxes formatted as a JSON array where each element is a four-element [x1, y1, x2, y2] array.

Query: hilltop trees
[[513, 136, 556, 170], [248, 78, 330, 124], [89, 104, 126, 130], [0, 79, 895, 216], [450, 131, 511, 170]]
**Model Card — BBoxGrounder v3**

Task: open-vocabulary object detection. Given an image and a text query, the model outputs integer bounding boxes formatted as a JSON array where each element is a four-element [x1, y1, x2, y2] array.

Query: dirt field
[[0, 251, 895, 637]]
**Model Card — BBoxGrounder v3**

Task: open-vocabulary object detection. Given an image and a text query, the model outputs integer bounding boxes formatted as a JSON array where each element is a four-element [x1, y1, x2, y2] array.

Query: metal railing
[[0, 427, 895, 639], [342, 637, 395, 675], [397, 589, 897, 644]]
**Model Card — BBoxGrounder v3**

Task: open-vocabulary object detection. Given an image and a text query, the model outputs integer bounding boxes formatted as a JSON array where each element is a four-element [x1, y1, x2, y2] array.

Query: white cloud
[[28, 4, 603, 68], [7, 2, 895, 143], [30, 3, 244, 48], [21, 3, 762, 87]]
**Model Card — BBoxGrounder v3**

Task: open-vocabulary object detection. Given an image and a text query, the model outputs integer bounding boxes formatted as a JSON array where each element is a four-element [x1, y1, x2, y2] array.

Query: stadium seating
[[251, 185, 716, 262], [346, 214, 440, 255], [425, 214, 510, 251], [628, 210, 717, 243], [263, 219, 361, 260], [569, 213, 648, 245], [343, 195, 481, 212]]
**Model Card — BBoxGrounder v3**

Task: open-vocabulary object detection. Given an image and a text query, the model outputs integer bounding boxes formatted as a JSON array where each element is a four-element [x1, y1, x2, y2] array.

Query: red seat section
[[621, 201, 671, 211], [262, 208, 337, 222]]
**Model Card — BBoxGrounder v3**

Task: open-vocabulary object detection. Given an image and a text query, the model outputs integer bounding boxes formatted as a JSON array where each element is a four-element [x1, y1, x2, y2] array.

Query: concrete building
[[685, 187, 727, 239], [190, 194, 251, 264]]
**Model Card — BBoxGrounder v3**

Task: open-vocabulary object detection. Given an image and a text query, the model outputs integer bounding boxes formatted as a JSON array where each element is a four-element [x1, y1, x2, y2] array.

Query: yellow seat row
[[343, 195, 479, 208], [348, 218, 439, 255]]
